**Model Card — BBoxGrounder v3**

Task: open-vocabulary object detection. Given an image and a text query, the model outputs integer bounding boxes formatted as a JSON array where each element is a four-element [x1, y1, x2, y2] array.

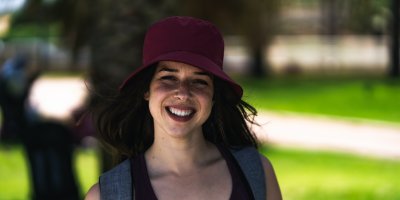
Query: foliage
[[239, 77, 400, 123], [345, 0, 390, 34], [3, 23, 60, 40], [178, 0, 281, 76]]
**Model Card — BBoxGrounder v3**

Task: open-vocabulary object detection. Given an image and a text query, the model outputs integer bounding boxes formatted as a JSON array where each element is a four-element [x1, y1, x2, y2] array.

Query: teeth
[[169, 107, 193, 117]]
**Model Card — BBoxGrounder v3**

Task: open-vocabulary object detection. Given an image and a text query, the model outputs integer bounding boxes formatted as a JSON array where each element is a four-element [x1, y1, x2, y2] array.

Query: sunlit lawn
[[0, 145, 99, 200], [261, 146, 400, 200], [1, 144, 400, 200], [239, 77, 400, 123]]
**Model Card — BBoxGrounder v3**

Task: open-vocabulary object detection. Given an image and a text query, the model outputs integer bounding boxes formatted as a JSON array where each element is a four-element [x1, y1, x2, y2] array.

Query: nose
[[174, 82, 191, 101]]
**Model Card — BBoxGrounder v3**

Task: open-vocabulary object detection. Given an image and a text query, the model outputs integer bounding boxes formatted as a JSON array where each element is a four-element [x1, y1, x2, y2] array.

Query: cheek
[[147, 84, 175, 113], [147, 88, 162, 115], [147, 91, 163, 109], [153, 82, 177, 94], [196, 91, 214, 114], [192, 84, 214, 99]]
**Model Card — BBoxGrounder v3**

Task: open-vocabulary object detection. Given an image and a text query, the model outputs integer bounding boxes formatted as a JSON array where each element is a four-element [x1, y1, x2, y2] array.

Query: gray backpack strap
[[99, 159, 133, 200], [231, 147, 266, 200]]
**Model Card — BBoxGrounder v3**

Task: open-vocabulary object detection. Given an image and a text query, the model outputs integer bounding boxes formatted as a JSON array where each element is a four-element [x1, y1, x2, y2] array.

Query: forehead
[[156, 61, 206, 73]]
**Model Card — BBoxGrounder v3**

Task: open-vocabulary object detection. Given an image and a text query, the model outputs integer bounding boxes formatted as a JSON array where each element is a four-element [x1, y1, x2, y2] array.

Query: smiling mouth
[[166, 106, 195, 121]]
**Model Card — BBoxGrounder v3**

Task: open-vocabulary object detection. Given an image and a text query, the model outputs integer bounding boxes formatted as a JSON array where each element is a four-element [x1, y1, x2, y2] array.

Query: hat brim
[[119, 51, 243, 97]]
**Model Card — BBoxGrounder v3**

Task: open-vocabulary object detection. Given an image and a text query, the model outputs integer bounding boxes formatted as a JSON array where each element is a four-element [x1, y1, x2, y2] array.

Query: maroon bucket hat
[[119, 16, 243, 97]]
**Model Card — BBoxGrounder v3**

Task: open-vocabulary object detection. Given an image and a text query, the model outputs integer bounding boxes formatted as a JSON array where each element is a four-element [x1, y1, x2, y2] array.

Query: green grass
[[0, 145, 99, 200], [261, 146, 400, 200], [239, 77, 400, 123], [0, 146, 29, 200]]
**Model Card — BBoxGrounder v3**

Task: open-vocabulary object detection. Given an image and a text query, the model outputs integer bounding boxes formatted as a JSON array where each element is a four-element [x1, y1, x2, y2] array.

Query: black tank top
[[130, 144, 254, 200]]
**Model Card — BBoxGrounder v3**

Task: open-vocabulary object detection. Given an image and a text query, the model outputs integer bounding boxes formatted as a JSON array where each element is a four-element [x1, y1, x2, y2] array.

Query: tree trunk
[[89, 0, 175, 171], [250, 45, 266, 77], [390, 0, 400, 78]]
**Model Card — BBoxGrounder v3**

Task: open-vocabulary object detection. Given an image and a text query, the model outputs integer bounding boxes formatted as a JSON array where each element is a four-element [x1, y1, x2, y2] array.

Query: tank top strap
[[130, 153, 158, 200], [216, 144, 255, 200]]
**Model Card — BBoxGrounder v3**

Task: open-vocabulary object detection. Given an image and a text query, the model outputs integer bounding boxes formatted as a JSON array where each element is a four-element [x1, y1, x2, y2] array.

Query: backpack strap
[[99, 159, 133, 200], [231, 147, 266, 200]]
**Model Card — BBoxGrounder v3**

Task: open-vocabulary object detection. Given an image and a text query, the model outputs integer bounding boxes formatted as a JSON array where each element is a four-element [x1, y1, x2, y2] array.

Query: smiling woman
[[86, 16, 282, 200], [146, 61, 214, 139]]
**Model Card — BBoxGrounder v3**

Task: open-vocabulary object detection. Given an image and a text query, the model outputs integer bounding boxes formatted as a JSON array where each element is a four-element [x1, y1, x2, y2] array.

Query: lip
[[165, 106, 196, 122]]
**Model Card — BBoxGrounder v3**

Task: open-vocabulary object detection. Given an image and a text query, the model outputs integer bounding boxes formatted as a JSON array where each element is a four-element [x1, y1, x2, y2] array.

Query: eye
[[192, 79, 209, 87], [160, 75, 177, 82]]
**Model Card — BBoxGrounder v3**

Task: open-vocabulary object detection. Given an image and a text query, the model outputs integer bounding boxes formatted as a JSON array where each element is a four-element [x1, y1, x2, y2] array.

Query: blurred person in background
[[0, 53, 38, 143], [85, 16, 281, 200], [0, 53, 80, 200]]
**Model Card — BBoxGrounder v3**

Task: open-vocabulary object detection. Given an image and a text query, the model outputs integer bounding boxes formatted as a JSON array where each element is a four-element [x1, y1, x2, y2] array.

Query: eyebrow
[[158, 67, 177, 73], [158, 67, 212, 77]]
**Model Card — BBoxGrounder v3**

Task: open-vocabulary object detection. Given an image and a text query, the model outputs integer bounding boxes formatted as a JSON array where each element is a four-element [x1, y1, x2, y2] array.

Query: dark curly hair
[[92, 64, 259, 163]]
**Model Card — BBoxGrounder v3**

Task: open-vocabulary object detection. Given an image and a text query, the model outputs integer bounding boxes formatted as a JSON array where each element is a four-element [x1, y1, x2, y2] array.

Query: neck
[[145, 132, 217, 175]]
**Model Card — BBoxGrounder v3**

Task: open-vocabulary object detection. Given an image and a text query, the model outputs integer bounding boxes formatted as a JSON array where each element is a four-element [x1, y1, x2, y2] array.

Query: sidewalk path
[[30, 77, 400, 160], [253, 111, 400, 160]]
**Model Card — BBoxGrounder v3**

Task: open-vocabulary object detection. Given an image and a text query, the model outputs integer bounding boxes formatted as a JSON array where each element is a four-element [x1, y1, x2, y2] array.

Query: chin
[[165, 126, 202, 139]]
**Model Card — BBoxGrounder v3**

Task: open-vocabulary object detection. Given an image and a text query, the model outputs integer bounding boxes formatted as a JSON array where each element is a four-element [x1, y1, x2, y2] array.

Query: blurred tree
[[85, 0, 176, 170], [319, 0, 342, 35], [11, 0, 59, 70], [236, 0, 281, 77], [345, 0, 400, 78], [13, 0, 55, 23], [346, 0, 389, 34], [89, 0, 176, 96], [319, 0, 390, 34], [11, 0, 95, 70], [56, 0, 94, 70], [319, 0, 399, 78], [389, 0, 400, 77], [14, 0, 282, 78], [179, 0, 281, 77]]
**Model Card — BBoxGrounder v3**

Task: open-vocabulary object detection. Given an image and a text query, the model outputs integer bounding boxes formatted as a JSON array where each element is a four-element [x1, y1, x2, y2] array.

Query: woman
[[86, 16, 282, 200]]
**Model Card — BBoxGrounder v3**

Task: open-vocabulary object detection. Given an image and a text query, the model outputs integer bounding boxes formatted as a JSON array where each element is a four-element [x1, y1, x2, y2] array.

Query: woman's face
[[145, 61, 214, 139]]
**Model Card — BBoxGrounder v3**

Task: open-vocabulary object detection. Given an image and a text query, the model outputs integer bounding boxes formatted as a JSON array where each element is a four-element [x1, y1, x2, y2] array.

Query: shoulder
[[85, 183, 100, 200], [259, 154, 283, 200], [259, 154, 274, 173]]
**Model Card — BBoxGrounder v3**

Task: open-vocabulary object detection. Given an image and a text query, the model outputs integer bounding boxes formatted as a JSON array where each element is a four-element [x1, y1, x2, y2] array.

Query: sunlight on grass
[[0, 145, 29, 200], [0, 145, 100, 200], [74, 147, 100, 195], [239, 77, 400, 123], [261, 145, 400, 200]]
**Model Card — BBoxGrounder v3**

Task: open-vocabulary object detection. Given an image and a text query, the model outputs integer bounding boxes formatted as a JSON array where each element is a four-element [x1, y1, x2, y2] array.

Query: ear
[[144, 91, 150, 101]]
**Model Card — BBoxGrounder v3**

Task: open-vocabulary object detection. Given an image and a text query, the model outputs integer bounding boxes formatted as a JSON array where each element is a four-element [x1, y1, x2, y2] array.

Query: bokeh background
[[0, 0, 400, 199]]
